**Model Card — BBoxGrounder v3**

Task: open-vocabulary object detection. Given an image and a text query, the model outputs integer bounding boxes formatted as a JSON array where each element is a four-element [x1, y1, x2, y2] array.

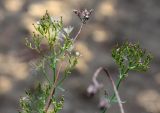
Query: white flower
[[36, 21, 40, 25], [63, 26, 74, 35], [58, 31, 65, 41], [50, 16, 60, 23], [22, 96, 29, 101]]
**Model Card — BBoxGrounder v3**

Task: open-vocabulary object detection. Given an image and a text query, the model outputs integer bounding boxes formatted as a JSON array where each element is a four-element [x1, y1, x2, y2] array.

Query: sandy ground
[[0, 0, 160, 113]]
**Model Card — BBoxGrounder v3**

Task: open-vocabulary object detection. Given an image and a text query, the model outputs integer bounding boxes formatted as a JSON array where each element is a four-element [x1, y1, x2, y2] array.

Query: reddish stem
[[93, 67, 125, 113], [44, 63, 63, 113]]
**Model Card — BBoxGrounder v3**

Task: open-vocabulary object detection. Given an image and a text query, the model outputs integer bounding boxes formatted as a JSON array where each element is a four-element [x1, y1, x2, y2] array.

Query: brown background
[[0, 0, 160, 113]]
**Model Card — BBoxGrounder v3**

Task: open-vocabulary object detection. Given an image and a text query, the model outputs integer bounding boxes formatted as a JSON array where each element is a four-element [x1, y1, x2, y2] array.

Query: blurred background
[[0, 0, 160, 113]]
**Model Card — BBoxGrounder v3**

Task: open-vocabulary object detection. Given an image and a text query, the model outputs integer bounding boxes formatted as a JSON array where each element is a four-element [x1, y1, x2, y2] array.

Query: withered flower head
[[73, 9, 93, 24]]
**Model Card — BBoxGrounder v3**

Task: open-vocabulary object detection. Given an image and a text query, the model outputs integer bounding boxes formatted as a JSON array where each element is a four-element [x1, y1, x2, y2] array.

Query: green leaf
[[112, 42, 152, 76]]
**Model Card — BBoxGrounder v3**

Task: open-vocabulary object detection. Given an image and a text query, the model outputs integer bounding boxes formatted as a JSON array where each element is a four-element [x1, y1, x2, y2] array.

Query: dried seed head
[[73, 9, 93, 24]]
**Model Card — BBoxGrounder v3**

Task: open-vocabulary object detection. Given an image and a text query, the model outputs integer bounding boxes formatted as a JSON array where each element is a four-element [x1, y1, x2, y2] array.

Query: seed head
[[73, 9, 93, 24]]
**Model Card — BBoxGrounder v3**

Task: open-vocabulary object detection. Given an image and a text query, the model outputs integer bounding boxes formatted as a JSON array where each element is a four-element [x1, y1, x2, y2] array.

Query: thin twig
[[73, 23, 84, 42], [93, 67, 125, 113], [44, 63, 63, 113], [92, 67, 103, 89]]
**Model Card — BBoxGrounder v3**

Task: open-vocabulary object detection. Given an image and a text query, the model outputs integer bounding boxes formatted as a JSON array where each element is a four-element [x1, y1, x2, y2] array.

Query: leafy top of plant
[[112, 42, 153, 77]]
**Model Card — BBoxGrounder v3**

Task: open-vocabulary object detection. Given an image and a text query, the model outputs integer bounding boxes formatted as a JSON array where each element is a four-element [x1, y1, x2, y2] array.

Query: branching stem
[[93, 67, 125, 113], [44, 22, 84, 113], [44, 63, 63, 113]]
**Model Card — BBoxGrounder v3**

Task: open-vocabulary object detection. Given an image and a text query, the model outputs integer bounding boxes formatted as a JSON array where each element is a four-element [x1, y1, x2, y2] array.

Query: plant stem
[[110, 75, 124, 102], [44, 63, 63, 113], [103, 68, 125, 113], [73, 23, 84, 41], [44, 20, 84, 113], [51, 54, 57, 83], [53, 65, 56, 82], [93, 67, 125, 113]]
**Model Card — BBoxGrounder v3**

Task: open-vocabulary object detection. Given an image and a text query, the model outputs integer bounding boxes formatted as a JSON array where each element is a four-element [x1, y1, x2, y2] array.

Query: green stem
[[110, 69, 128, 103], [101, 108, 107, 113], [57, 76, 66, 86], [102, 74, 125, 113], [52, 58, 56, 83], [50, 52, 57, 83], [110, 75, 124, 102]]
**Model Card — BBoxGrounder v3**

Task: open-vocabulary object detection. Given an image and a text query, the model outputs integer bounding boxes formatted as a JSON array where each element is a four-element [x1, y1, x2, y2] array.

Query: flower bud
[[36, 21, 40, 25], [75, 51, 80, 57], [87, 84, 98, 97], [99, 98, 110, 110]]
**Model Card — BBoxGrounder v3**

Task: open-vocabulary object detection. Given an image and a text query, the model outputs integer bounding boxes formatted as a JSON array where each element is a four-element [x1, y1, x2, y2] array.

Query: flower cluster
[[112, 42, 152, 77], [73, 9, 93, 24]]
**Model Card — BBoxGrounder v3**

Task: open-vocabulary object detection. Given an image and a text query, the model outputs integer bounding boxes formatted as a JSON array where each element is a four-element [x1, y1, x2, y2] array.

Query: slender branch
[[73, 23, 84, 42], [92, 67, 104, 89], [110, 76, 124, 102], [93, 67, 125, 113], [44, 63, 63, 113]]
